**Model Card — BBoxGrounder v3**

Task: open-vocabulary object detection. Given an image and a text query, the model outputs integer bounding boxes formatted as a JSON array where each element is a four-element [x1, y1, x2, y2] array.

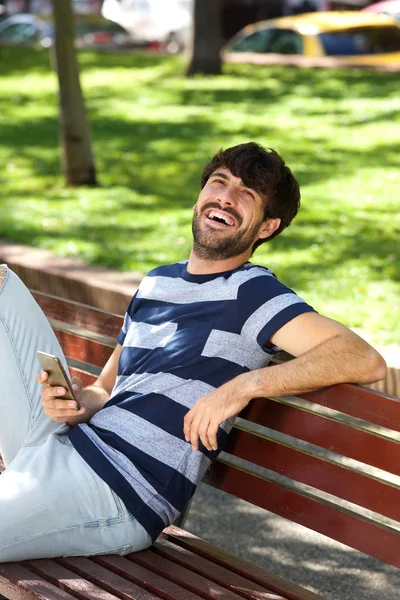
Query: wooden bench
[[1, 290, 400, 600]]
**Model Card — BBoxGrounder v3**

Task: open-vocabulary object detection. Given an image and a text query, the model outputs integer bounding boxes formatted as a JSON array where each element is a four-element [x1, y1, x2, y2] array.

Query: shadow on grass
[[1, 48, 399, 291]]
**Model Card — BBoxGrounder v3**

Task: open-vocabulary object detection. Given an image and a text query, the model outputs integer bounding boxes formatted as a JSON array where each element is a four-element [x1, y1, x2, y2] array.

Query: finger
[[36, 370, 49, 384], [189, 413, 204, 452], [50, 408, 86, 422], [42, 397, 80, 410], [41, 385, 67, 400], [183, 409, 195, 442], [206, 421, 220, 452], [197, 418, 213, 451], [71, 376, 82, 391]]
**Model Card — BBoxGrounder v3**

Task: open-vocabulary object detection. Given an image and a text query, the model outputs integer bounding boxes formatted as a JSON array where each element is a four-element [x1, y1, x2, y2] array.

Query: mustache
[[200, 202, 242, 226]]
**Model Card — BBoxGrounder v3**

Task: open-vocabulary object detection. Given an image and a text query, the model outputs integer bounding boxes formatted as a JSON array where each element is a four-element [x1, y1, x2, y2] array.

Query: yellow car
[[223, 11, 400, 67]]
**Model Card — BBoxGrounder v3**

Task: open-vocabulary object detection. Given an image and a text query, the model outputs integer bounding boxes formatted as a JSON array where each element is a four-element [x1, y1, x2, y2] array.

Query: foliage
[[0, 47, 399, 342]]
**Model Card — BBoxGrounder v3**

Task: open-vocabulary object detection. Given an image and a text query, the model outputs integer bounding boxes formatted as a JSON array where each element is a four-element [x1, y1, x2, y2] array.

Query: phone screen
[[37, 351, 81, 410]]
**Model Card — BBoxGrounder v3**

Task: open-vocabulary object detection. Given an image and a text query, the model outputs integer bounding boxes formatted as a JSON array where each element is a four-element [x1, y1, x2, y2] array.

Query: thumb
[[71, 376, 83, 392]]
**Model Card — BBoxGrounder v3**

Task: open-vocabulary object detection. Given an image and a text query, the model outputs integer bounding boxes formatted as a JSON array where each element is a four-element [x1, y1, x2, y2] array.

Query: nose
[[216, 185, 237, 207]]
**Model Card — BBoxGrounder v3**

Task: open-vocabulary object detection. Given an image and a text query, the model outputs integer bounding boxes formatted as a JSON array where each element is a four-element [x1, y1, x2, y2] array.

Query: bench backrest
[[33, 290, 400, 570]]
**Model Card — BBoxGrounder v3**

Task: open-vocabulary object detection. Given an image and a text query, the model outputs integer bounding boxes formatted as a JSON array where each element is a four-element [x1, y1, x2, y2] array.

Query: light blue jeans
[[0, 265, 151, 562]]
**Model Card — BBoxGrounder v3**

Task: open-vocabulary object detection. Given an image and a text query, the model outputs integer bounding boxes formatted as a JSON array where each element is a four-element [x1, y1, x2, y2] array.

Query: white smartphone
[[36, 351, 81, 410]]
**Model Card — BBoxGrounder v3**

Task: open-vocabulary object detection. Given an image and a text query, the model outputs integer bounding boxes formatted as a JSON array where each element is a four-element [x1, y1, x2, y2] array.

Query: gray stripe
[[242, 293, 303, 340], [137, 267, 273, 304], [202, 293, 303, 369], [90, 406, 212, 484], [122, 312, 132, 336], [80, 425, 178, 524], [202, 329, 272, 370], [111, 372, 232, 434], [124, 321, 177, 349]]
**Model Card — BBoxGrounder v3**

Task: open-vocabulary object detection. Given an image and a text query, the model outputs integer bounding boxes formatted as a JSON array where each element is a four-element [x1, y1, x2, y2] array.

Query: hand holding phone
[[37, 351, 81, 411]]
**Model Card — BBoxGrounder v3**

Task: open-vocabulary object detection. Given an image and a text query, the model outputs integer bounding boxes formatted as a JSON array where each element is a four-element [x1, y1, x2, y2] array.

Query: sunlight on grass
[[0, 47, 399, 343]]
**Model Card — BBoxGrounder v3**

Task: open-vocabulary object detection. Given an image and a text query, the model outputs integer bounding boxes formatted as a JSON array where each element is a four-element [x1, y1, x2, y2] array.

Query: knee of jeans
[[0, 265, 7, 288]]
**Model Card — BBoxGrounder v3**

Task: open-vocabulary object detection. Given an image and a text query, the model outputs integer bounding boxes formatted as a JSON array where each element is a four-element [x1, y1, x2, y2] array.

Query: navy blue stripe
[[238, 274, 299, 324], [257, 304, 316, 348], [85, 425, 198, 512], [116, 346, 248, 382], [68, 426, 165, 542]]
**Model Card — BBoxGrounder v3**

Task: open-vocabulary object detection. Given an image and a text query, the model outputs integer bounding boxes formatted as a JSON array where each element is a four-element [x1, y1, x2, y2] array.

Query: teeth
[[208, 210, 234, 226]]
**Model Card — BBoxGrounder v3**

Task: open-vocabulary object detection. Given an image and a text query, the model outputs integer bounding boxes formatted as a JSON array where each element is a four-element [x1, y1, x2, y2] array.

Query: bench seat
[[0, 525, 319, 600]]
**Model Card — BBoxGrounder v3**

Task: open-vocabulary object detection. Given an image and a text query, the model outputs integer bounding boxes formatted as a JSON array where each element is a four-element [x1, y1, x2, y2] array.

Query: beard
[[192, 203, 262, 260]]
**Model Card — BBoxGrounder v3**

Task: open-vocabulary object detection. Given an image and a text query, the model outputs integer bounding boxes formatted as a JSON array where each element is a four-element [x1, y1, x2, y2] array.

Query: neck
[[187, 249, 251, 275]]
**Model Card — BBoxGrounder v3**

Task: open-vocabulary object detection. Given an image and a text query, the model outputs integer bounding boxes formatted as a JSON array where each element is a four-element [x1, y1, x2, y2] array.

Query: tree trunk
[[51, 0, 97, 186], [186, 0, 223, 76]]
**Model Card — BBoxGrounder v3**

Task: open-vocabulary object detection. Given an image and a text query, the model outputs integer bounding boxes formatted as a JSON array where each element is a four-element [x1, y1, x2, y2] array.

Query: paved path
[[185, 484, 400, 600]]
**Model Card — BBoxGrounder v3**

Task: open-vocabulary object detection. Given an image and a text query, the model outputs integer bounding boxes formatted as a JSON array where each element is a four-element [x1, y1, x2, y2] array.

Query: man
[[0, 142, 386, 562]]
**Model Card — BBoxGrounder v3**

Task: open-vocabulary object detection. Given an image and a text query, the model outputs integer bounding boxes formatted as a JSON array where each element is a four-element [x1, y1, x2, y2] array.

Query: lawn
[[0, 47, 399, 343]]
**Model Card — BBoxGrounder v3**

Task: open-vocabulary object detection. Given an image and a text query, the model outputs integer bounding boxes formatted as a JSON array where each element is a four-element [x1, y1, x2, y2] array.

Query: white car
[[102, 0, 192, 53]]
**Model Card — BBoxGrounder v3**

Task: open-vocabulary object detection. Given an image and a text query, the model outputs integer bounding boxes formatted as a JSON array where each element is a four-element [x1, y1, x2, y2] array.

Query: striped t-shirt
[[69, 260, 314, 541]]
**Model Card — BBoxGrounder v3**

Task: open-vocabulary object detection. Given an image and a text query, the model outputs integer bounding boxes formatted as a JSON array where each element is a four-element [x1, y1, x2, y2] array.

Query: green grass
[[0, 46, 399, 343]]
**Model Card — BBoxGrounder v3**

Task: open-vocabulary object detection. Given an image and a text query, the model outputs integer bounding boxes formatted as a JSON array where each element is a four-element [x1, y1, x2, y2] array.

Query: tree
[[51, 0, 97, 186], [186, 0, 223, 76]]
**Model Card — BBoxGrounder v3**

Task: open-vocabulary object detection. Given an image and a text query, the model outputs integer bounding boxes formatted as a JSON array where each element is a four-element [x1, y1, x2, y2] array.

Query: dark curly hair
[[201, 142, 300, 251]]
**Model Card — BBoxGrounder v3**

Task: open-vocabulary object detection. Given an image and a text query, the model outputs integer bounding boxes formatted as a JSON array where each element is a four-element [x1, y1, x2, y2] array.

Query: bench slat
[[241, 398, 400, 476], [203, 462, 400, 568], [129, 550, 253, 600], [225, 427, 400, 522], [152, 537, 289, 600], [25, 559, 123, 600], [54, 329, 114, 368], [57, 557, 161, 600], [33, 291, 123, 338], [301, 384, 400, 431], [162, 526, 321, 600], [94, 555, 205, 600], [0, 562, 77, 600]]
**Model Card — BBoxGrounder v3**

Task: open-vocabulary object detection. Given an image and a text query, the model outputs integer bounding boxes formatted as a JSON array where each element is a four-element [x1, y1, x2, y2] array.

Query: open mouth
[[205, 209, 236, 227]]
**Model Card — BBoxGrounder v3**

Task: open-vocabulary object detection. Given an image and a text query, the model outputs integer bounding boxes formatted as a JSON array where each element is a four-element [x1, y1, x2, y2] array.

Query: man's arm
[[183, 312, 387, 452], [39, 344, 122, 426]]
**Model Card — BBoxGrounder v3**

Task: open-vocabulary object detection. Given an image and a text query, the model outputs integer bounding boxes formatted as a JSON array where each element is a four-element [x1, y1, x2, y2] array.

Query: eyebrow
[[210, 171, 230, 181], [210, 171, 257, 197]]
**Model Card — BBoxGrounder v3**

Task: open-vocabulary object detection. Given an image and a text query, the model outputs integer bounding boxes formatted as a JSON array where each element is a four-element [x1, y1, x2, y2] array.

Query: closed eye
[[243, 189, 255, 200]]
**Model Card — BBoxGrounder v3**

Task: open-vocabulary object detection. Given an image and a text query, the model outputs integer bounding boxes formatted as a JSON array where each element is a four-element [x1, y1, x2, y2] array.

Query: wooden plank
[[152, 537, 288, 600], [161, 527, 321, 600], [130, 550, 256, 600], [57, 557, 161, 600], [203, 463, 400, 568], [25, 559, 122, 600], [240, 398, 400, 476], [301, 384, 400, 432], [32, 291, 123, 338], [94, 555, 205, 600], [0, 563, 77, 600], [54, 329, 114, 367], [224, 428, 400, 521]]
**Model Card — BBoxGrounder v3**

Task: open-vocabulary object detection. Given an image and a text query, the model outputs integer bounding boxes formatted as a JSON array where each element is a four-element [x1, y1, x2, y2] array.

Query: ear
[[258, 218, 281, 241]]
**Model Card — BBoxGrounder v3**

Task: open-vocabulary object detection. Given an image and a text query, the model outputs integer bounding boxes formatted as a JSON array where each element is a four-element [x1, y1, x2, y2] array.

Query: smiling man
[[0, 142, 386, 562]]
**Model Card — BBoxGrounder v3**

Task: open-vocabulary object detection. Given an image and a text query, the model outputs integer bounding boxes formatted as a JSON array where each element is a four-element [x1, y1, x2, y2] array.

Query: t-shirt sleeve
[[240, 270, 316, 354], [116, 292, 138, 346]]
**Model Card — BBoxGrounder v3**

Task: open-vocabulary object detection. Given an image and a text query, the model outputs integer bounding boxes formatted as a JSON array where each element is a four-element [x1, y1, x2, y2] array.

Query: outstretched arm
[[183, 312, 387, 452]]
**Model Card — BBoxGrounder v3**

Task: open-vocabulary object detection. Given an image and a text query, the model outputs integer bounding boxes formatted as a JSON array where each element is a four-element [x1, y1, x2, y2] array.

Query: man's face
[[192, 168, 276, 260]]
